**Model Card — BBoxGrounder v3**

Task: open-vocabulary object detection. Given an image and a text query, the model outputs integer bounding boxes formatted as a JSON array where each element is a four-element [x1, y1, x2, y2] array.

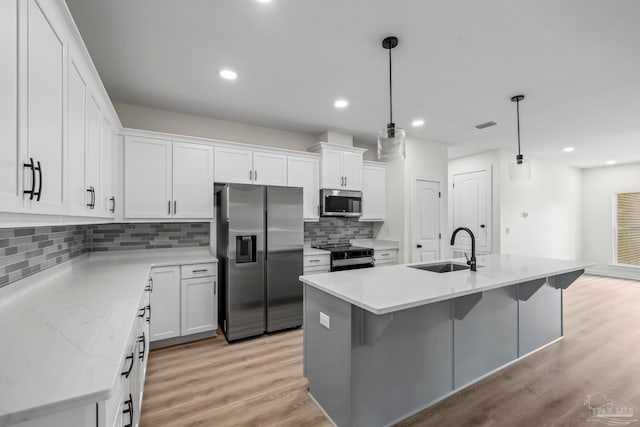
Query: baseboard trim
[[150, 330, 218, 349]]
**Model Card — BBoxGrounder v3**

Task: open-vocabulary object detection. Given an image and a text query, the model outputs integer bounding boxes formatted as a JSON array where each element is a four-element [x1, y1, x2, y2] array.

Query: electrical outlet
[[320, 312, 330, 329]]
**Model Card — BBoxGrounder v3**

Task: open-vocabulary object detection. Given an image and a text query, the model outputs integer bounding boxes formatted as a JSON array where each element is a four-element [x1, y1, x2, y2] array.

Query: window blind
[[616, 192, 640, 265]]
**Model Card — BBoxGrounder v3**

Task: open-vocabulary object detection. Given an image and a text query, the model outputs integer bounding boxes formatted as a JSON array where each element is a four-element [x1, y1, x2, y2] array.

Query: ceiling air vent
[[475, 121, 497, 130]]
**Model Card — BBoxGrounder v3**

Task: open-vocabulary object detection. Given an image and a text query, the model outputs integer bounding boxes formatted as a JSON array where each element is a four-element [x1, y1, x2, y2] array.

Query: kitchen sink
[[409, 262, 471, 273]]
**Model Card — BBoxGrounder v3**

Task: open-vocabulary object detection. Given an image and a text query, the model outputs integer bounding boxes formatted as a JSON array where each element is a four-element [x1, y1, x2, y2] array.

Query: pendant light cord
[[388, 47, 393, 124], [516, 98, 521, 156]]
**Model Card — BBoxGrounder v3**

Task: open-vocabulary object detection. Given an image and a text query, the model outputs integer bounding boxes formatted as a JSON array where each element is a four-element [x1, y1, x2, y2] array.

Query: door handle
[[417, 244, 423, 248], [480, 224, 486, 228]]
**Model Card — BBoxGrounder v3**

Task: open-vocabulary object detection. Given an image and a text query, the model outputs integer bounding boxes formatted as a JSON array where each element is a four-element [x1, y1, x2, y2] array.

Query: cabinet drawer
[[374, 259, 396, 267], [304, 255, 330, 267], [303, 265, 331, 275], [374, 250, 397, 261], [181, 263, 217, 279]]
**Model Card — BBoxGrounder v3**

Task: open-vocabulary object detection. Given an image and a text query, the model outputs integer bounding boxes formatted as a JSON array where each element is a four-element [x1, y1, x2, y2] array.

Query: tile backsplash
[[0, 222, 210, 288], [304, 217, 373, 246], [88, 222, 210, 251]]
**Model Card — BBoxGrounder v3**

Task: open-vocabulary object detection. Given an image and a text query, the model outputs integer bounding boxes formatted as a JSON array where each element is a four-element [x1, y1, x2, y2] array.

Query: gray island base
[[300, 255, 592, 427]]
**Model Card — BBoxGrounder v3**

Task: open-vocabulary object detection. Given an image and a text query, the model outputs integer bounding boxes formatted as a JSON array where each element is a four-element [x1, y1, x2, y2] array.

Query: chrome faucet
[[450, 227, 477, 271]]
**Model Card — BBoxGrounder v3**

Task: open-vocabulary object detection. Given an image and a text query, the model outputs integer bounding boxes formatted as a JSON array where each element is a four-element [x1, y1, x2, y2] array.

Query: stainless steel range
[[314, 243, 374, 271]]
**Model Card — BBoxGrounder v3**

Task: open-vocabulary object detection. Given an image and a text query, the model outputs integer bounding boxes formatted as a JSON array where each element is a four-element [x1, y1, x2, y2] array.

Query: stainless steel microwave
[[320, 189, 362, 217]]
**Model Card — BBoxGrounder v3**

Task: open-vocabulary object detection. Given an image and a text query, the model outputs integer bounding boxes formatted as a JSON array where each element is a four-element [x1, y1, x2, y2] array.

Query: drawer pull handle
[[380, 253, 389, 257], [192, 269, 209, 273], [309, 259, 320, 263]]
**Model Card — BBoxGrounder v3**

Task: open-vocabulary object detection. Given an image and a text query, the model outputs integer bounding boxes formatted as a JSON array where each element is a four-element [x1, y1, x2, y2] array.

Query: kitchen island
[[299, 254, 593, 427]]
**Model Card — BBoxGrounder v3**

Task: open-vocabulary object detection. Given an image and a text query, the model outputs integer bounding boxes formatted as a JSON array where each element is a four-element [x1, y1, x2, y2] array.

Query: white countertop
[[0, 249, 216, 426], [350, 239, 399, 251], [299, 254, 593, 315], [303, 246, 331, 256]]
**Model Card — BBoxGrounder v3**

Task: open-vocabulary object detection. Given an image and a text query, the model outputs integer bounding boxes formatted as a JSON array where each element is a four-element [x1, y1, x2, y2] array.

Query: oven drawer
[[304, 254, 330, 268], [181, 263, 217, 279]]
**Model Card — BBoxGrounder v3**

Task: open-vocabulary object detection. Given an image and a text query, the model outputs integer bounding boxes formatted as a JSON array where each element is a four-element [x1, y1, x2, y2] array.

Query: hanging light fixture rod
[[382, 36, 399, 136], [511, 94, 525, 164]]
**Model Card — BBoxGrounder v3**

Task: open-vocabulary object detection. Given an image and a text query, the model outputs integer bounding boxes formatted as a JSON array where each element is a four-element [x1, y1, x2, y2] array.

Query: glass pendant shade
[[508, 155, 532, 180], [377, 126, 406, 160]]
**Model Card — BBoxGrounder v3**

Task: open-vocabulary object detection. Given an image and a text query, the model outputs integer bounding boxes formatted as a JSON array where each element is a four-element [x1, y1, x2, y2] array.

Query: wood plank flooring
[[140, 275, 640, 426]]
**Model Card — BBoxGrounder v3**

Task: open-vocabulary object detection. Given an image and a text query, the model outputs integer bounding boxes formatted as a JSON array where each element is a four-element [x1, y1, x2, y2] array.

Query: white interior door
[[412, 179, 440, 262], [452, 169, 489, 251]]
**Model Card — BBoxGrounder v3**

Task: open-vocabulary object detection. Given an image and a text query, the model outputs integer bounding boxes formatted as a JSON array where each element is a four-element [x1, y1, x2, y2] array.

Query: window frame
[[611, 192, 640, 269]]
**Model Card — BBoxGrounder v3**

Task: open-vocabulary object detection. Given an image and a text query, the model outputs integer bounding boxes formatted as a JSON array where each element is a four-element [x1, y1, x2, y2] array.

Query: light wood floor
[[140, 275, 640, 426]]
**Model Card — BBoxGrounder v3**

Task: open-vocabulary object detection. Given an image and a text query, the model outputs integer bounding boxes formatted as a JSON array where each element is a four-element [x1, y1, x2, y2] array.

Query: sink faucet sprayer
[[450, 227, 477, 272]]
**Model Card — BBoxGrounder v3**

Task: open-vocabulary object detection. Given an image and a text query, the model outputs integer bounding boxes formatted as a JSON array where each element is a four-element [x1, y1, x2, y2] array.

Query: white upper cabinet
[[360, 162, 386, 222], [124, 136, 214, 219], [85, 94, 102, 212], [100, 118, 114, 216], [125, 136, 173, 218], [214, 146, 253, 184], [308, 143, 366, 191], [66, 58, 87, 216], [0, 0, 20, 212], [214, 146, 287, 186], [22, 0, 66, 214], [172, 142, 214, 219], [287, 155, 320, 221], [252, 151, 287, 186]]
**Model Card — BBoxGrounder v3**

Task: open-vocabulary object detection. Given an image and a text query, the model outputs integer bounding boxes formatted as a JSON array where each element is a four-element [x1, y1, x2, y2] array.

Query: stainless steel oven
[[320, 189, 362, 217]]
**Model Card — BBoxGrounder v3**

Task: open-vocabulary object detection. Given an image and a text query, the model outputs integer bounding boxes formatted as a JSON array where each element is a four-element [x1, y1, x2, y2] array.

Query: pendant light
[[508, 94, 532, 180], [377, 36, 406, 161]]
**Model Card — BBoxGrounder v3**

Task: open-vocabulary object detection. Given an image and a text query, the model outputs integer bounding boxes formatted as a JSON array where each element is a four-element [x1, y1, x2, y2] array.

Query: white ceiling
[[65, 0, 640, 168]]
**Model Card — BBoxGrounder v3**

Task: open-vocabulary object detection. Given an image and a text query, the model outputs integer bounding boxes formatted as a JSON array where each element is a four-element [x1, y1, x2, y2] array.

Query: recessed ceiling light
[[219, 69, 237, 80], [563, 147, 575, 152], [411, 119, 425, 127], [605, 160, 616, 165], [334, 99, 349, 109]]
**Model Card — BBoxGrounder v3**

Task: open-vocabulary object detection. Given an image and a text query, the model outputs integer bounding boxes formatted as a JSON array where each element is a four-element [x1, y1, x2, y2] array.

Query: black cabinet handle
[[34, 161, 42, 201], [86, 187, 93, 208], [109, 196, 115, 213], [174, 200, 177, 215], [255, 170, 258, 181], [145, 278, 153, 292], [138, 306, 146, 318], [123, 394, 133, 427], [146, 304, 151, 323], [480, 224, 486, 228], [168, 200, 171, 215], [417, 244, 423, 248], [23, 158, 36, 200], [138, 333, 146, 361], [121, 352, 134, 378], [92, 187, 95, 209]]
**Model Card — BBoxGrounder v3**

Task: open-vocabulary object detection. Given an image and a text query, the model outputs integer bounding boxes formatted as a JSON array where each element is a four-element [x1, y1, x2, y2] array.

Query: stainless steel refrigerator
[[216, 184, 303, 342]]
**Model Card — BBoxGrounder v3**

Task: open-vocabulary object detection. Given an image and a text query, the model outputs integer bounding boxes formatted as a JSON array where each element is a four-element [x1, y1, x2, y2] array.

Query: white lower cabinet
[[150, 262, 218, 344], [181, 276, 217, 335], [149, 266, 181, 341], [373, 249, 398, 267], [303, 253, 331, 275]]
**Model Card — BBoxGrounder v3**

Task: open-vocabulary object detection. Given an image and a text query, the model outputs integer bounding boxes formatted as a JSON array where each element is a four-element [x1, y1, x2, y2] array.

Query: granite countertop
[[349, 239, 399, 251], [299, 254, 593, 315], [0, 249, 216, 426]]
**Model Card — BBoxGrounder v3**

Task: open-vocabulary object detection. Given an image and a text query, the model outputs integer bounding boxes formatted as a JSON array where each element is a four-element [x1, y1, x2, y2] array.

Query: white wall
[[499, 151, 582, 260], [448, 150, 501, 255], [582, 163, 640, 278]]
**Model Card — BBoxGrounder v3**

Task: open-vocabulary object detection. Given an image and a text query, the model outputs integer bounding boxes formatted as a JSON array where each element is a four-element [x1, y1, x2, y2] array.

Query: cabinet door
[[124, 136, 172, 218], [181, 276, 217, 336], [99, 118, 113, 216], [85, 94, 101, 213], [253, 151, 287, 186], [66, 58, 88, 216], [320, 149, 343, 189], [214, 146, 252, 184], [0, 0, 21, 212], [150, 266, 181, 341], [172, 142, 214, 218], [287, 156, 319, 221], [360, 165, 385, 221], [24, 0, 65, 214], [342, 151, 363, 191]]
